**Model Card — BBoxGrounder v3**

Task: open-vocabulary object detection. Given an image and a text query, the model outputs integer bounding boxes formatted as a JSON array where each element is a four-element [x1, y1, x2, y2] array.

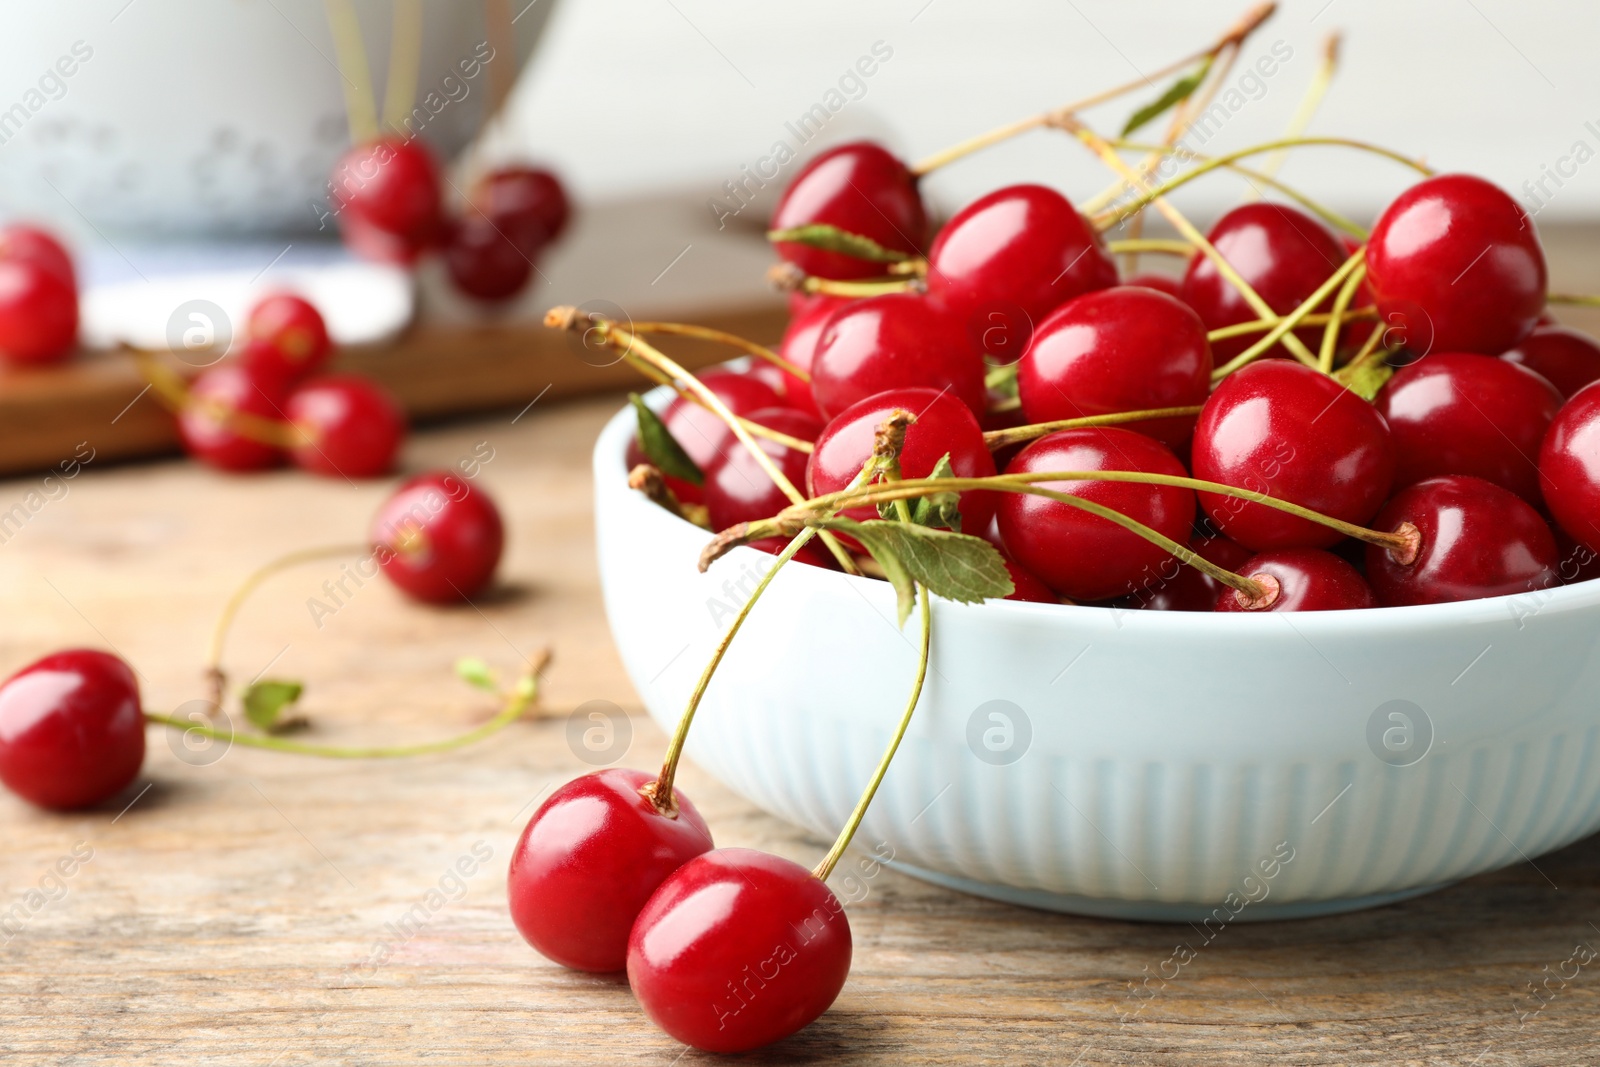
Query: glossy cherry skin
[[1192, 361, 1395, 550], [443, 213, 539, 301], [1502, 325, 1600, 398], [628, 847, 851, 1053], [477, 165, 570, 244], [0, 258, 77, 364], [770, 142, 926, 281], [1001, 555, 1059, 603], [1116, 533, 1252, 612], [1366, 173, 1546, 356], [178, 363, 290, 472], [704, 407, 821, 530], [1017, 285, 1212, 449], [330, 137, 443, 263], [509, 768, 711, 973], [1554, 530, 1600, 585], [0, 223, 75, 287], [776, 296, 853, 417], [371, 471, 505, 602], [1180, 202, 1347, 363], [0, 650, 144, 811], [1376, 352, 1560, 505], [1366, 475, 1557, 605], [286, 374, 406, 478], [1215, 548, 1375, 612], [1541, 381, 1600, 552], [810, 293, 986, 419], [807, 386, 997, 534], [927, 184, 1116, 352], [997, 428, 1195, 602], [244, 292, 331, 383], [626, 372, 784, 505], [1123, 273, 1182, 299]]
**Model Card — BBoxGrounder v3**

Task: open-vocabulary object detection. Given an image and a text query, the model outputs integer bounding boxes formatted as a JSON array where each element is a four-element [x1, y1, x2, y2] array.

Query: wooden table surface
[[5, 397, 1600, 1065]]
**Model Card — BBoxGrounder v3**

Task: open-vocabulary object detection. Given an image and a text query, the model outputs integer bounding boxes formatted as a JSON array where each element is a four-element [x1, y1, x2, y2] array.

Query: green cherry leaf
[[826, 518, 1014, 624], [241, 680, 305, 733], [629, 393, 704, 486], [766, 224, 911, 264], [455, 657, 500, 693], [1121, 56, 1213, 138], [1332, 359, 1394, 401], [906, 454, 963, 532]]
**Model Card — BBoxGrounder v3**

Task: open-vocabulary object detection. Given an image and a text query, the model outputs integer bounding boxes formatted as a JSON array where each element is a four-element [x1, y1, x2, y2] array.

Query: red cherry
[[1115, 533, 1252, 612], [371, 471, 504, 602], [1376, 352, 1560, 505], [0, 649, 144, 811], [1554, 529, 1600, 584], [509, 768, 712, 973], [1214, 548, 1375, 612], [178, 364, 290, 472], [807, 386, 998, 534], [1017, 285, 1212, 449], [477, 165, 571, 243], [1123, 273, 1182, 299], [1001, 554, 1059, 603], [1502, 325, 1600, 398], [1192, 361, 1395, 550], [926, 184, 1116, 354], [244, 292, 332, 382], [0, 223, 75, 287], [776, 296, 853, 416], [770, 142, 926, 281], [1366, 475, 1557, 605], [628, 848, 851, 1053], [1179, 203, 1347, 363], [704, 408, 820, 530], [287, 374, 406, 479], [442, 214, 539, 302], [626, 372, 784, 505], [997, 427, 1195, 602], [1540, 381, 1600, 552], [0, 258, 77, 364], [330, 137, 443, 264], [810, 293, 986, 420], [1366, 174, 1546, 356]]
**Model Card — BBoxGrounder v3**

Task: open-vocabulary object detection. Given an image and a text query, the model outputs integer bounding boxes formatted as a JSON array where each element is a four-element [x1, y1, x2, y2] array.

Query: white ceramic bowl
[[595, 391, 1600, 921], [0, 0, 555, 236]]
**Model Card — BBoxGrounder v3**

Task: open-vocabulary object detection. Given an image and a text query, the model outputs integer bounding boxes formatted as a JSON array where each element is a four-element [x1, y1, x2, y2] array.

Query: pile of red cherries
[[638, 142, 1600, 614]]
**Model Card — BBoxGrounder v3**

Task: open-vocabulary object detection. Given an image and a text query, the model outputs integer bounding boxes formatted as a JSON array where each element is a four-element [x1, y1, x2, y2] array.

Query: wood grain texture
[[1, 393, 1598, 1065]]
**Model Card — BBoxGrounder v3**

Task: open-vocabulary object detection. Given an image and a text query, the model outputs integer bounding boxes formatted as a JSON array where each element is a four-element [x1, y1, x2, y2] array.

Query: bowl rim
[[595, 387, 1600, 635]]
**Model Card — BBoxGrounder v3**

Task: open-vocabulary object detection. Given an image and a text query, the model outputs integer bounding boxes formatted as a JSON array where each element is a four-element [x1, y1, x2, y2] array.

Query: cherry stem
[[766, 263, 917, 298], [1207, 308, 1375, 342], [907, 1, 1277, 176], [1548, 293, 1600, 307], [144, 650, 548, 760], [1104, 238, 1196, 257], [1319, 258, 1369, 373], [981, 406, 1205, 450], [323, 0, 379, 143], [618, 354, 815, 454], [379, 0, 423, 135], [206, 543, 371, 712], [1250, 32, 1341, 188], [628, 464, 704, 528], [1210, 247, 1366, 379], [130, 348, 307, 451], [627, 321, 809, 382]]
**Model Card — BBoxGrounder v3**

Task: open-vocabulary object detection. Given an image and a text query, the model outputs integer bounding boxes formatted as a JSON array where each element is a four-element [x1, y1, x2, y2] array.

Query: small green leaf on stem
[[241, 680, 305, 733], [766, 224, 911, 264], [629, 393, 704, 486], [907, 454, 963, 531], [455, 657, 499, 693], [1121, 56, 1214, 138], [826, 518, 1013, 625], [1332, 358, 1394, 401]]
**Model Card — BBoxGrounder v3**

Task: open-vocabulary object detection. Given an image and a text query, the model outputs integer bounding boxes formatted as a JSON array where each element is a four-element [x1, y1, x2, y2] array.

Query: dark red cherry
[[1116, 533, 1253, 612], [1192, 361, 1395, 550], [1001, 554, 1059, 603], [704, 407, 821, 530], [1366, 475, 1557, 605], [443, 214, 540, 301], [0, 649, 144, 811], [626, 372, 784, 505], [1215, 548, 1375, 612], [371, 471, 504, 603], [927, 184, 1116, 353], [0, 223, 75, 287], [807, 386, 997, 534], [1540, 381, 1600, 552], [1123, 273, 1183, 299], [1502, 325, 1600, 399], [1180, 203, 1347, 363], [810, 293, 986, 419], [1366, 173, 1546, 356], [0, 258, 77, 364], [776, 295, 853, 416], [287, 374, 406, 478], [997, 427, 1195, 602], [1376, 352, 1560, 505], [1554, 529, 1600, 584], [770, 142, 926, 281], [509, 768, 712, 973], [178, 363, 290, 472], [1017, 285, 1212, 449], [476, 165, 571, 244], [244, 292, 331, 383], [330, 137, 443, 264], [627, 847, 851, 1053]]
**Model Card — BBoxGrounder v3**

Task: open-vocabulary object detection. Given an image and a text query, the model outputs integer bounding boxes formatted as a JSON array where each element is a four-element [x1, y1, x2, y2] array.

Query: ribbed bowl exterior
[[594, 399, 1600, 919]]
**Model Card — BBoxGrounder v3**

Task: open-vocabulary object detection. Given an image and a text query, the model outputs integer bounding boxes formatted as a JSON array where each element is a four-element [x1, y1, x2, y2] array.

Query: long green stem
[[1105, 238, 1196, 257], [981, 406, 1205, 449], [1548, 293, 1600, 307], [628, 321, 808, 381], [1251, 33, 1341, 187], [1208, 308, 1375, 342], [1319, 259, 1368, 373], [1210, 247, 1366, 379]]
